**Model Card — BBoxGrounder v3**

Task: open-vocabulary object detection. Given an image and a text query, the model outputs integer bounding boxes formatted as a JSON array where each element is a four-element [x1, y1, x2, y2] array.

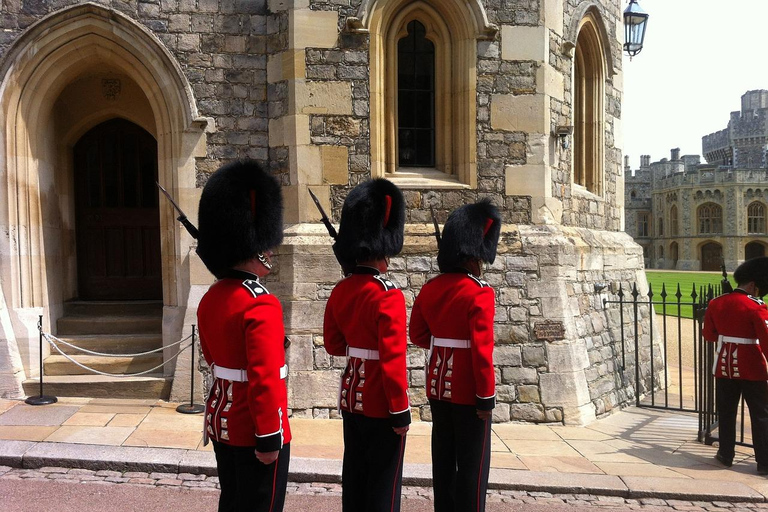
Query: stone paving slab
[[178, 449, 216, 476], [622, 475, 765, 502], [489, 468, 628, 496], [21, 441, 187, 473], [0, 404, 79, 426], [290, 457, 342, 483], [0, 440, 35, 467]]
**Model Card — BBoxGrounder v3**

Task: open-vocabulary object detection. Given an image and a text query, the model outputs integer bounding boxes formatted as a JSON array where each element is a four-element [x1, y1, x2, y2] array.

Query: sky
[[622, 0, 768, 169]]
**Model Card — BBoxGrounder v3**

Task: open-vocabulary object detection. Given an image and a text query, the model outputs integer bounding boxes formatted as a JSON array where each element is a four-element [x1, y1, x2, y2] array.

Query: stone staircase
[[22, 301, 172, 399]]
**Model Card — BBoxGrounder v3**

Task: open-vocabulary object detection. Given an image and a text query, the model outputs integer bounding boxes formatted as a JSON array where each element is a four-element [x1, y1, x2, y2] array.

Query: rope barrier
[[43, 332, 193, 378], [42, 332, 192, 358], [28, 317, 205, 413]]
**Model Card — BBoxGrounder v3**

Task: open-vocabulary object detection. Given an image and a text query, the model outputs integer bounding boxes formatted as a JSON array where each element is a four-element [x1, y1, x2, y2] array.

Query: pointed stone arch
[[362, 0, 495, 187], [0, 3, 207, 326], [563, 3, 617, 76], [347, 0, 498, 40]]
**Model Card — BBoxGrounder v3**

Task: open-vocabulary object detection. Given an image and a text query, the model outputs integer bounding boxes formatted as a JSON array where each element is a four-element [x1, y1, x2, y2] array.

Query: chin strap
[[257, 253, 272, 270]]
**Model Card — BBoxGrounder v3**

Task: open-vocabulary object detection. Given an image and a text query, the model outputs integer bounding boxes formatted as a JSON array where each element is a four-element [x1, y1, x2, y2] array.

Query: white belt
[[432, 336, 471, 349], [347, 347, 380, 360], [718, 335, 759, 345], [214, 364, 288, 381]]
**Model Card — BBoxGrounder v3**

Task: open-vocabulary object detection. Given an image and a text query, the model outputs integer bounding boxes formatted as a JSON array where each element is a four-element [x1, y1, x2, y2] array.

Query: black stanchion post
[[26, 315, 57, 405], [177, 325, 204, 414]]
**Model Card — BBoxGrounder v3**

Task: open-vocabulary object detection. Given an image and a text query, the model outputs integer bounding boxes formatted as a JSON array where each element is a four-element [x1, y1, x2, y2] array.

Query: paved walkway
[[1, 397, 767, 502]]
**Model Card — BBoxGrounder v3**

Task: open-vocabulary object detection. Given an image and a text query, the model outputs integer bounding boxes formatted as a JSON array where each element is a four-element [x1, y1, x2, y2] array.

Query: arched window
[[367, 0, 488, 187], [657, 218, 664, 237], [698, 203, 723, 234], [659, 246, 664, 259], [748, 201, 766, 234], [670, 205, 678, 236], [573, 13, 605, 195], [397, 20, 435, 167], [637, 212, 650, 237]]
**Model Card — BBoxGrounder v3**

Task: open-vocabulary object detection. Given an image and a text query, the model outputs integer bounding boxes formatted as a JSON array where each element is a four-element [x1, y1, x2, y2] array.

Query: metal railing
[[604, 281, 752, 448]]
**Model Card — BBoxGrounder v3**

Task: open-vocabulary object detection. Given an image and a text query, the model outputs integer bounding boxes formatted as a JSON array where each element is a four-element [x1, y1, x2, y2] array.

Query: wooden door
[[74, 119, 161, 300], [746, 242, 766, 260], [701, 242, 723, 271]]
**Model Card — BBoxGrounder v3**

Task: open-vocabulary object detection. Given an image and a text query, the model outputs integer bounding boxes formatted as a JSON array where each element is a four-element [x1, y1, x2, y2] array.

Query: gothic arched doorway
[[701, 242, 723, 271], [74, 118, 161, 300], [746, 241, 767, 260]]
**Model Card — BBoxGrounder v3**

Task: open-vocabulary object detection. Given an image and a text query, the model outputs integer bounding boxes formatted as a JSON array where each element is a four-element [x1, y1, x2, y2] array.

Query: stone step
[[63, 300, 163, 317], [22, 375, 172, 399], [57, 316, 162, 336], [44, 354, 164, 376], [52, 334, 162, 356]]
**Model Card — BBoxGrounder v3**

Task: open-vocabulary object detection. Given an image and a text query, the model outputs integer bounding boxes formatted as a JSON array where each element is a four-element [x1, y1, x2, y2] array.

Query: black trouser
[[717, 378, 768, 466], [341, 411, 407, 512], [429, 399, 492, 512], [212, 441, 290, 512]]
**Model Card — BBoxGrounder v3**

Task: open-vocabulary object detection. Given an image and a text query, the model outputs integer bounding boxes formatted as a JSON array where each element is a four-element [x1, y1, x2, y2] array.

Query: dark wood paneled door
[[74, 119, 162, 300], [746, 242, 766, 260], [701, 242, 723, 271]]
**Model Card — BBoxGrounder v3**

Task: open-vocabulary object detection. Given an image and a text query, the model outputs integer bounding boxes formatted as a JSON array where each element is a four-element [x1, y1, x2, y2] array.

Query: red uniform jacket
[[323, 267, 411, 427], [409, 272, 496, 410], [703, 289, 768, 381], [198, 270, 291, 451]]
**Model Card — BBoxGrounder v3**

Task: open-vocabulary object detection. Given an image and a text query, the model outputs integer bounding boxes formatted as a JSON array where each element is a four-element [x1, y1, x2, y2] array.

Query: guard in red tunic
[[703, 256, 768, 475], [409, 199, 501, 512], [196, 160, 291, 512], [323, 178, 410, 512]]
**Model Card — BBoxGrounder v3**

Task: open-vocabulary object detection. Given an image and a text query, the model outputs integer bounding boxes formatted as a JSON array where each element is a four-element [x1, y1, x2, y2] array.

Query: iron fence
[[604, 281, 752, 448]]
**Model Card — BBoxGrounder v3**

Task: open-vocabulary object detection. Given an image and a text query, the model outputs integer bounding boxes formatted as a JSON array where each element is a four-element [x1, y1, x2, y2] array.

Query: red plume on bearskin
[[333, 178, 405, 263], [437, 199, 501, 272], [197, 160, 284, 278], [734, 256, 768, 296]]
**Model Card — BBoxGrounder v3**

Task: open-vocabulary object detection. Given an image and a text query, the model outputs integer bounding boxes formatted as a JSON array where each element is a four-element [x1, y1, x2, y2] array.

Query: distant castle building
[[625, 90, 768, 271]]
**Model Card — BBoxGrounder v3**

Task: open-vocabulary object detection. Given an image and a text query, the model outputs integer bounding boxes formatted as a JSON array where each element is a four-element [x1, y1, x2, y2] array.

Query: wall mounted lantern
[[555, 125, 573, 150], [623, 0, 649, 58]]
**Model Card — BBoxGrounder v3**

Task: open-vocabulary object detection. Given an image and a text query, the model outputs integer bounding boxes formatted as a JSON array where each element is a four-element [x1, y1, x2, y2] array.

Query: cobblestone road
[[4, 465, 768, 511]]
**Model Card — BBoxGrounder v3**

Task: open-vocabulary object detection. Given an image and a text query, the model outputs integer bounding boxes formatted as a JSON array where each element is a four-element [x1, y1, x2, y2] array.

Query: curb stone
[[0, 439, 765, 503]]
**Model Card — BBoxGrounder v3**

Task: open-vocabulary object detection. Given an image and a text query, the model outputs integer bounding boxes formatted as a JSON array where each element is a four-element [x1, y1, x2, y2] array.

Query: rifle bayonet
[[308, 188, 338, 239], [429, 205, 441, 247], [157, 182, 199, 240]]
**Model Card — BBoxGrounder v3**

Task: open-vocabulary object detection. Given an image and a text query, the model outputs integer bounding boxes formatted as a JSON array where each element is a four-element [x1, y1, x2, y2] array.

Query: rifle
[[721, 261, 734, 293], [308, 188, 353, 275], [429, 205, 441, 247], [308, 188, 338, 239], [157, 182, 199, 239]]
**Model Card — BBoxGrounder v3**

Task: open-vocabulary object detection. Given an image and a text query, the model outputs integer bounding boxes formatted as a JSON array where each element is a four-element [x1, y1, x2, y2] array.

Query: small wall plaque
[[102, 79, 121, 100], [533, 321, 565, 341]]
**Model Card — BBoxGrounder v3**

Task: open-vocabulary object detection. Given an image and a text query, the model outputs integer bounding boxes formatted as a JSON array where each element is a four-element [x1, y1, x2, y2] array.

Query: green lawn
[[643, 270, 735, 319]]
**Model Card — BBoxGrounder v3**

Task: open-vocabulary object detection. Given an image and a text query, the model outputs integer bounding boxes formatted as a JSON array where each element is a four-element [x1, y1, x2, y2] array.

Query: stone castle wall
[[0, 0, 657, 425]]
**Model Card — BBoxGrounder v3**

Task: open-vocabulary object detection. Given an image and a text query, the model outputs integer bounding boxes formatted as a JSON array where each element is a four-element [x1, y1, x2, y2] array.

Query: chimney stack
[[671, 148, 680, 161]]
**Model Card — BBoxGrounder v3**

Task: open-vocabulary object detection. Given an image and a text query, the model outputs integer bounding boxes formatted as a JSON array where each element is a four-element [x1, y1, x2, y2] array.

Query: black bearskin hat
[[437, 199, 501, 273], [734, 256, 768, 296], [333, 179, 405, 263], [197, 160, 283, 278]]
